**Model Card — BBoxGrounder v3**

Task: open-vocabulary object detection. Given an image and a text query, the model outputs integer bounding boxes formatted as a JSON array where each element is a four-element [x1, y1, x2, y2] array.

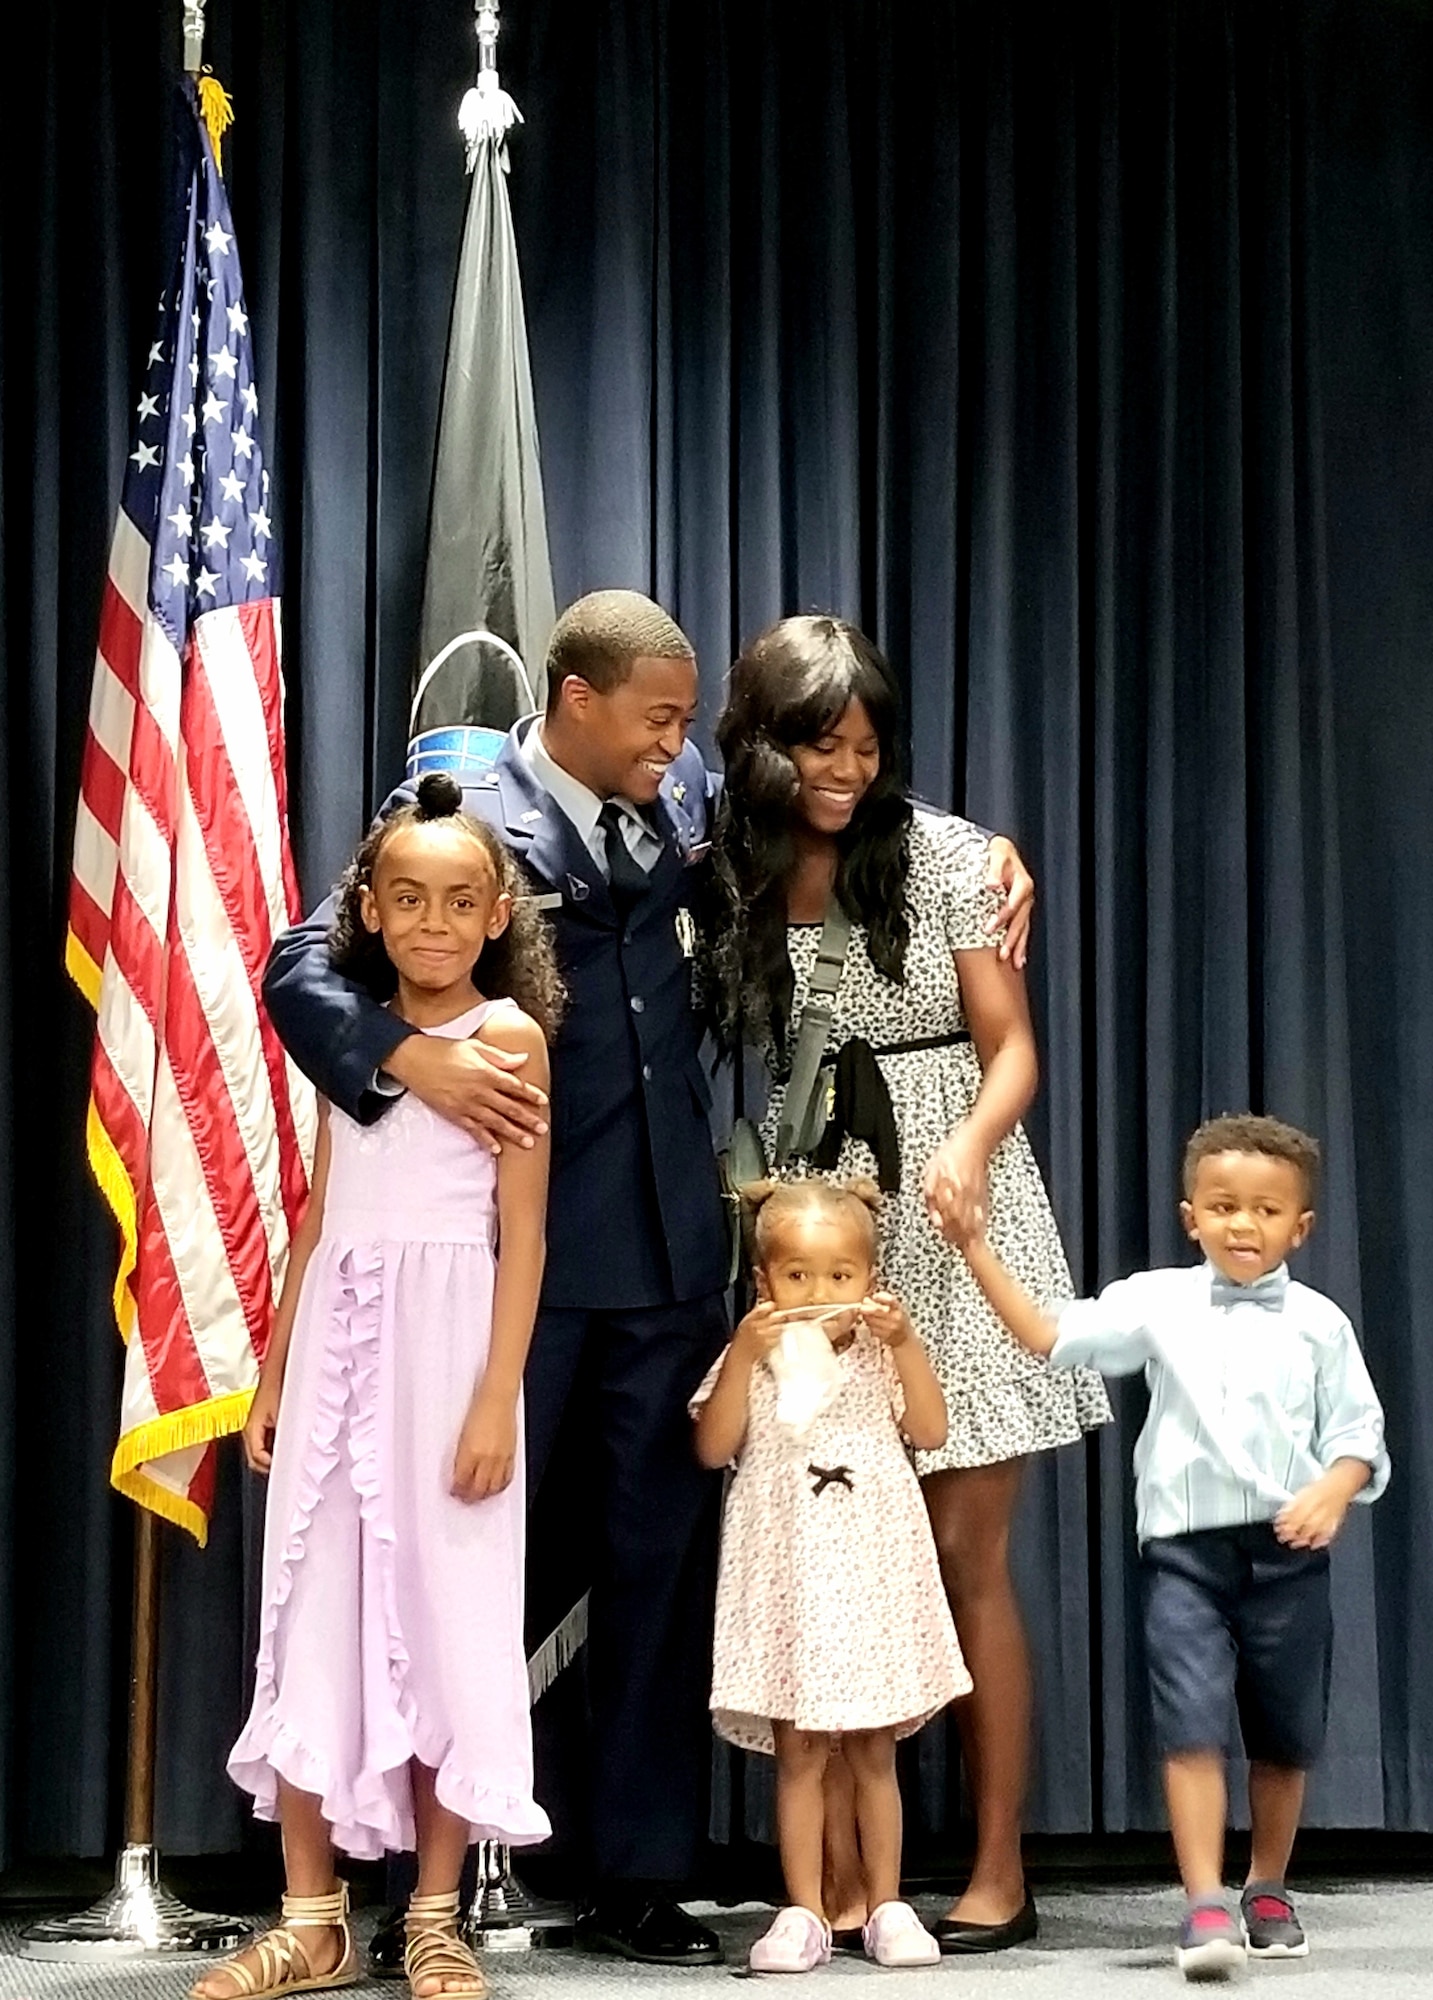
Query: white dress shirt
[[519, 718, 663, 877], [1049, 1262, 1390, 1545]]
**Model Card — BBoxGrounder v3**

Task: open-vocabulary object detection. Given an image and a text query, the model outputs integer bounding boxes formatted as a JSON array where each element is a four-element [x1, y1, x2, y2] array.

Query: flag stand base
[[467, 1844, 574, 1951], [17, 1844, 248, 1961]]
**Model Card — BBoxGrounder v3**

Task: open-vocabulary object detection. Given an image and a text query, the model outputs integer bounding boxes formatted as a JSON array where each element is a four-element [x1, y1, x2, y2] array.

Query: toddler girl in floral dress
[[692, 1178, 970, 1973]]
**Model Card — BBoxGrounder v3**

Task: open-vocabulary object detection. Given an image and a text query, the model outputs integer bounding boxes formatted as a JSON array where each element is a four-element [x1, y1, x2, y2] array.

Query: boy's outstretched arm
[[959, 1232, 1061, 1357]]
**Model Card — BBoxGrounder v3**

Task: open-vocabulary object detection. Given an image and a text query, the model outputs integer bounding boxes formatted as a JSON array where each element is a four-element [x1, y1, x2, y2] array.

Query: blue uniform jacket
[[262, 723, 729, 1312]]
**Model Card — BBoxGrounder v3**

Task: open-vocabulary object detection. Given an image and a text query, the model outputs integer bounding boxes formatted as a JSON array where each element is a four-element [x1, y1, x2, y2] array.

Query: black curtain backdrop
[[3, 0, 1432, 1866]]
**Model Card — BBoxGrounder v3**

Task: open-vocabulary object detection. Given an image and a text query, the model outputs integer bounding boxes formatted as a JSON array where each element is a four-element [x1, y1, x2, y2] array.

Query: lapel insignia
[[675, 908, 697, 958], [671, 781, 687, 804], [566, 873, 590, 902]]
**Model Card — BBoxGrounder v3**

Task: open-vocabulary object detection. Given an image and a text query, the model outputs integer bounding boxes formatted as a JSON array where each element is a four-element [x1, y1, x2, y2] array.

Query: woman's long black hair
[[703, 615, 913, 1063], [328, 772, 565, 1041]]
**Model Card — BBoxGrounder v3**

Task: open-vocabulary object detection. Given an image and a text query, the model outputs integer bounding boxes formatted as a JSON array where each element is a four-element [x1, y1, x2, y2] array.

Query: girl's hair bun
[[415, 771, 464, 819]]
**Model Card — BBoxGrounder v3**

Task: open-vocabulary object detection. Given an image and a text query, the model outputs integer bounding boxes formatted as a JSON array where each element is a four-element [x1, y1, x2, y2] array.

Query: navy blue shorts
[[1141, 1523, 1332, 1769]]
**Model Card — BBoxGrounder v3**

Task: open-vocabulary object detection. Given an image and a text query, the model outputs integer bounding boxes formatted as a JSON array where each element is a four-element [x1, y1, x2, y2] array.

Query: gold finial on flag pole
[[182, 0, 234, 174]]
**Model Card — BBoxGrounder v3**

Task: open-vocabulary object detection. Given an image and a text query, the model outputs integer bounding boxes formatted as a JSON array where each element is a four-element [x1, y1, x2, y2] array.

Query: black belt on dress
[[809, 1031, 973, 1194]]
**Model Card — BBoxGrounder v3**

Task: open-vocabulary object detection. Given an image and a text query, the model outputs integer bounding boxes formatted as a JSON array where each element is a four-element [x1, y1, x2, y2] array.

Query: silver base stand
[[466, 1843, 574, 1952], [17, 1843, 248, 1961]]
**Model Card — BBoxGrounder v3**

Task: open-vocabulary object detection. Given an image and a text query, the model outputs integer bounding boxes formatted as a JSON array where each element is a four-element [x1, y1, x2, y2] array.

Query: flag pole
[[19, 1508, 247, 1959], [20, 0, 251, 1961]]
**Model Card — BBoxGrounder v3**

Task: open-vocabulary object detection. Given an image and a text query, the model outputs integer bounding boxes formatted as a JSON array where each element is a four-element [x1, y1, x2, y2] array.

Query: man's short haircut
[[1182, 1114, 1321, 1206], [544, 589, 694, 711]]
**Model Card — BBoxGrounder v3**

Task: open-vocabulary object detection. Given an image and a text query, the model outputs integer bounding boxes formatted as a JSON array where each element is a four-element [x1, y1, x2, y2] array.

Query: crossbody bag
[[720, 897, 853, 1282]]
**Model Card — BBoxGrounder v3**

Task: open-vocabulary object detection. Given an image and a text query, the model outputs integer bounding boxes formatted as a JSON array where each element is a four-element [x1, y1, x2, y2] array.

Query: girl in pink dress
[[692, 1179, 971, 1975], [197, 773, 561, 2000]]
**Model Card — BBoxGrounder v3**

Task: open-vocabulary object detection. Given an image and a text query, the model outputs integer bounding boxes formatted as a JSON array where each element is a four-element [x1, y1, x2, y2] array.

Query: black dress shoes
[[367, 1905, 407, 1978], [933, 1894, 1038, 1954], [576, 1892, 723, 1965]]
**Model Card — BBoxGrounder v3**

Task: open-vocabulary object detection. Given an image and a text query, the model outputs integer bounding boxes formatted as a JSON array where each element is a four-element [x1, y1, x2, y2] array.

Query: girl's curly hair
[[328, 771, 565, 1042], [700, 615, 913, 1065]]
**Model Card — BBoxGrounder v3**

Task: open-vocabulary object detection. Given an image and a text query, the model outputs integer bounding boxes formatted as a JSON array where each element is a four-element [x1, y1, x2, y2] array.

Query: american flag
[[66, 81, 316, 1544]]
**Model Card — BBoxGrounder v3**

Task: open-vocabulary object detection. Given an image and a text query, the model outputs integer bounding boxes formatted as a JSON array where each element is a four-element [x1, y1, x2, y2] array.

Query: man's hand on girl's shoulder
[[384, 1031, 549, 1154]]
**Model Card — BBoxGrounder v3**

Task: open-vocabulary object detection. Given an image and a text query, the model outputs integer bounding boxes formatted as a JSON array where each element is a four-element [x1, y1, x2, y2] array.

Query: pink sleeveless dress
[[228, 998, 549, 1859]]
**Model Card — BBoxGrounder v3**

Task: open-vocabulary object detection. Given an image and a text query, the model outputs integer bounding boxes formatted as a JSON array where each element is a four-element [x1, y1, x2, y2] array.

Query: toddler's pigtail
[[841, 1176, 883, 1218], [739, 1178, 783, 1214]]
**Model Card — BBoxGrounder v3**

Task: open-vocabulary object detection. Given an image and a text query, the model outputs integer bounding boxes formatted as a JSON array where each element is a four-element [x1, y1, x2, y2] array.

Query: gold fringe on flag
[[197, 71, 234, 174]]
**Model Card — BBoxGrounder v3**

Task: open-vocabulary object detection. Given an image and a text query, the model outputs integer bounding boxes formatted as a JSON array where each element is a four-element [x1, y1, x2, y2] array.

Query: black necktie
[[597, 801, 650, 911]]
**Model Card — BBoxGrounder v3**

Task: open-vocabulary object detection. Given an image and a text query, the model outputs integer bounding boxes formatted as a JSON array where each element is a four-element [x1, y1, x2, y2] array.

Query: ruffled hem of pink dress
[[227, 1242, 550, 1859]]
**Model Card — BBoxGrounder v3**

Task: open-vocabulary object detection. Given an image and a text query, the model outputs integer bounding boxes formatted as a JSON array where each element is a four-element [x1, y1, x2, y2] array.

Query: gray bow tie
[[1210, 1266, 1289, 1312]]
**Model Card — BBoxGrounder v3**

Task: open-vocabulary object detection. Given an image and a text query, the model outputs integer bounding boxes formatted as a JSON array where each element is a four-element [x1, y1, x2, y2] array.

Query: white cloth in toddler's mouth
[[768, 1315, 849, 1440]]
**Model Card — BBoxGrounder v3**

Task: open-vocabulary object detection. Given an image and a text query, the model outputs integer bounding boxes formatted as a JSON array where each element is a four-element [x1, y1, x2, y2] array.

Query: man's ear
[[556, 674, 591, 720]]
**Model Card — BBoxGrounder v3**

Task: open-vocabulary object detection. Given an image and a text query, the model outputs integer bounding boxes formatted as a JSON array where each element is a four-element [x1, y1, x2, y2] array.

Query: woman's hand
[[452, 1387, 519, 1501], [983, 836, 1036, 970], [733, 1299, 785, 1361], [922, 1125, 990, 1245], [243, 1376, 282, 1475], [860, 1290, 915, 1348]]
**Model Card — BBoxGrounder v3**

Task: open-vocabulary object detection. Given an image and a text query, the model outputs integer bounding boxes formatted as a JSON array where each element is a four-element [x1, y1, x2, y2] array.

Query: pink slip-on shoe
[[749, 1907, 833, 1973], [862, 1901, 941, 1967]]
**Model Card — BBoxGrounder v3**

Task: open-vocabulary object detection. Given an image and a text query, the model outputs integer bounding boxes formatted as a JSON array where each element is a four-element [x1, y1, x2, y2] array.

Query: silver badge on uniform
[[566, 873, 590, 902], [675, 908, 696, 958]]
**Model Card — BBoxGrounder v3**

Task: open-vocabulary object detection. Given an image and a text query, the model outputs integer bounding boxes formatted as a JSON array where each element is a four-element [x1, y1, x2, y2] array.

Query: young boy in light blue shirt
[[944, 1114, 1389, 1982]]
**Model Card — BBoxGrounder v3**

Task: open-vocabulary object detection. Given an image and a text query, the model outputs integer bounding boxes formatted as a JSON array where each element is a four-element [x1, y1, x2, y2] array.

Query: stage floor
[[1, 1886, 1430, 1996]]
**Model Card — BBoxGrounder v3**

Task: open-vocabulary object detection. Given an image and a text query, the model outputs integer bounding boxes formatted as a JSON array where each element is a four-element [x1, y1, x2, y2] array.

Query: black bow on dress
[[807, 1464, 854, 1497]]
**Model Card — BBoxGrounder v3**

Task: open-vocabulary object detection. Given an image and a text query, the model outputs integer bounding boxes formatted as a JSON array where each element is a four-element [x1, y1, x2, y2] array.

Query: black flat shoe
[[576, 1893, 723, 1966], [934, 1895, 1038, 1955], [367, 1905, 407, 1979]]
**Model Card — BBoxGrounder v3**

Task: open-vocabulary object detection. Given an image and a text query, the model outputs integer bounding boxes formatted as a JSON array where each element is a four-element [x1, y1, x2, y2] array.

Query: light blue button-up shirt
[[1050, 1262, 1390, 1545]]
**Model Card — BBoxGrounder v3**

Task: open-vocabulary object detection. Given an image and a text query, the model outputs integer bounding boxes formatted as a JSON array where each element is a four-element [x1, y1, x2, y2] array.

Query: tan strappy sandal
[[189, 1884, 359, 2000], [404, 1890, 488, 1999]]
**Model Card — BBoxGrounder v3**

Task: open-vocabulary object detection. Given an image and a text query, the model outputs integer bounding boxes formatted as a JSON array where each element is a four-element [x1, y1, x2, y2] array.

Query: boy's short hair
[[544, 589, 694, 711], [1182, 1114, 1321, 1206]]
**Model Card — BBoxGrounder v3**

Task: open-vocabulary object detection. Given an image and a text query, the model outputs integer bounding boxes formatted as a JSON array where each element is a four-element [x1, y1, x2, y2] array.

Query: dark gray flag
[[412, 132, 555, 760]]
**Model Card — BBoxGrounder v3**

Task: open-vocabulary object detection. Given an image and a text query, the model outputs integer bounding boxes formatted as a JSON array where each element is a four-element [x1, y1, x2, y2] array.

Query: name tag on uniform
[[675, 908, 696, 957], [528, 892, 562, 911]]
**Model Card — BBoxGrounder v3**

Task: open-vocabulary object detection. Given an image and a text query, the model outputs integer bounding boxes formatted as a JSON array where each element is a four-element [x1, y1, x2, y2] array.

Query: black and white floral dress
[[758, 809, 1111, 1474]]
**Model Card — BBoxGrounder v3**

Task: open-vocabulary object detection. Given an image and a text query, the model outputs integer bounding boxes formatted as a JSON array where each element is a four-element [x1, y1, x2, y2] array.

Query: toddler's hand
[[243, 1377, 282, 1475], [733, 1300, 784, 1360], [860, 1290, 915, 1349], [452, 1390, 518, 1502], [1275, 1478, 1350, 1551]]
